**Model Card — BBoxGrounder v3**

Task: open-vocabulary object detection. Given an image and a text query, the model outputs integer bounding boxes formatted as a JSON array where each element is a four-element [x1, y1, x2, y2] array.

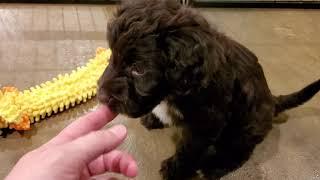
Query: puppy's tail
[[274, 79, 320, 116]]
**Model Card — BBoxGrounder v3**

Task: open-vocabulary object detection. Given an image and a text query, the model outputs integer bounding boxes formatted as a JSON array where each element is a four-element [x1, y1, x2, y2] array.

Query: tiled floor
[[0, 4, 320, 180]]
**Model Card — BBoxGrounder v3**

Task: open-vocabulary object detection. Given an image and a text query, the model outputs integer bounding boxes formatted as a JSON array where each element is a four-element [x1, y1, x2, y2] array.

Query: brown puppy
[[98, 0, 320, 179]]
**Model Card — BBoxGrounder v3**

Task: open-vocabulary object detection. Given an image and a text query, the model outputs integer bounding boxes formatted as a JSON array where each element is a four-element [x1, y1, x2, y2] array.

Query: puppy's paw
[[160, 156, 187, 180], [160, 157, 176, 180], [141, 113, 165, 130], [160, 156, 197, 180]]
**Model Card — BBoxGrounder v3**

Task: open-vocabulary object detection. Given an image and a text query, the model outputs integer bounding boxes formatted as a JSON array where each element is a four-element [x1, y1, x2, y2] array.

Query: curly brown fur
[[98, 0, 320, 179]]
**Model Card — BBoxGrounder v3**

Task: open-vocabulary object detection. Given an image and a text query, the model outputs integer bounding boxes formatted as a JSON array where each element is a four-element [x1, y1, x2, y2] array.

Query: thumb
[[63, 124, 127, 164]]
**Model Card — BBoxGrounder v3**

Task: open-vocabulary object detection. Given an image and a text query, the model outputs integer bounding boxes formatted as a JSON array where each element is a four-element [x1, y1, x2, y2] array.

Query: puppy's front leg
[[140, 113, 165, 130], [160, 129, 212, 180]]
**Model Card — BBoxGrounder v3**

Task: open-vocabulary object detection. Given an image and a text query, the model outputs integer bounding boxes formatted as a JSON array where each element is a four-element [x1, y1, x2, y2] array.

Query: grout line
[[76, 6, 82, 33], [62, 6, 66, 34], [89, 6, 98, 32]]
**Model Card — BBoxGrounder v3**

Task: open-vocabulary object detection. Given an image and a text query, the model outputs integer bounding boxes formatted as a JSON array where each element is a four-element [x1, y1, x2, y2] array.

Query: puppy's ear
[[159, 10, 225, 95], [163, 41, 206, 95]]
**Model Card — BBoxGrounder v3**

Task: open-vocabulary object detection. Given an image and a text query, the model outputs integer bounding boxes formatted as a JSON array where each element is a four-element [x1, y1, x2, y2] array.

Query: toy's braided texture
[[0, 47, 111, 131]]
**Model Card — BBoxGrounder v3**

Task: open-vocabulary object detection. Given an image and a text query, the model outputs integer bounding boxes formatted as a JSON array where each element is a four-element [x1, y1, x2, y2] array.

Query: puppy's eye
[[131, 66, 145, 76]]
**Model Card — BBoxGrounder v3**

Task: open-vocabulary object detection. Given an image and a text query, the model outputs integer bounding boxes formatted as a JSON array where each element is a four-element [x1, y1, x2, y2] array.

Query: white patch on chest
[[152, 101, 182, 125], [152, 101, 173, 125]]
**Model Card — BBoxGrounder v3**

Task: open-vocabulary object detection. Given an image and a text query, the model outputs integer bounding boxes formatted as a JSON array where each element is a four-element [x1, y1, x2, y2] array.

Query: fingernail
[[99, 105, 117, 116], [109, 124, 127, 137], [96, 104, 109, 112]]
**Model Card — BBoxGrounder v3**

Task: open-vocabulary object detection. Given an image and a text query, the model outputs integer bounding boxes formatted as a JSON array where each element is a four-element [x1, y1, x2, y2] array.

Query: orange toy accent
[[9, 114, 31, 131]]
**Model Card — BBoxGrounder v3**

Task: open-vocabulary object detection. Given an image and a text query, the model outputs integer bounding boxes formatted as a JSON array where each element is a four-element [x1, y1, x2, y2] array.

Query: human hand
[[5, 105, 138, 180]]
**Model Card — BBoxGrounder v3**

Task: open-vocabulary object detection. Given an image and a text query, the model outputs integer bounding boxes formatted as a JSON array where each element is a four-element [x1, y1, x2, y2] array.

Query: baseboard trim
[[192, 1, 320, 9], [1, 0, 320, 9]]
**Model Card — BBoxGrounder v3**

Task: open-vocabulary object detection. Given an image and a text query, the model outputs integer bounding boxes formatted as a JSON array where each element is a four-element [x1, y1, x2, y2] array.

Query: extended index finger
[[45, 105, 117, 146]]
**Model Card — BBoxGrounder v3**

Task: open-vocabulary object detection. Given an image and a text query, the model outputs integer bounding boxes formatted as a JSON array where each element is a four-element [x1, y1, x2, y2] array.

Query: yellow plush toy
[[0, 47, 111, 131]]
